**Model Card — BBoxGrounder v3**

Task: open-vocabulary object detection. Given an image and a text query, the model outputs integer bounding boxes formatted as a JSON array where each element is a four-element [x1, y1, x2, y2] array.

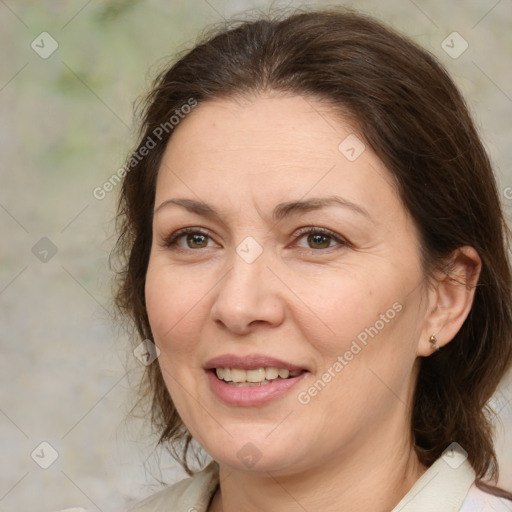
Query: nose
[[210, 250, 285, 335]]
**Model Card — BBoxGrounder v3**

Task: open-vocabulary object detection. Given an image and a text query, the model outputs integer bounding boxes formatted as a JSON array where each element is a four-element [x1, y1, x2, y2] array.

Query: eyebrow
[[154, 195, 372, 222]]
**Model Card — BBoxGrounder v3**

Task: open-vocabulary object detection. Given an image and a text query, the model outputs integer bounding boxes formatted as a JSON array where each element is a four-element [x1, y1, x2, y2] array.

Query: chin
[[206, 440, 306, 475]]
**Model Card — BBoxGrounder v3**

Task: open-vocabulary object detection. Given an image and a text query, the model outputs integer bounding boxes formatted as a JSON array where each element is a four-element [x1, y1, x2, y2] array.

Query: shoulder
[[128, 460, 219, 512], [459, 483, 512, 512]]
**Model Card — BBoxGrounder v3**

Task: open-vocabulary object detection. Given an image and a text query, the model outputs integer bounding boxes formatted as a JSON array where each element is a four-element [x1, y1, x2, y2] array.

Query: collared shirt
[[58, 452, 510, 511], [125, 451, 511, 512]]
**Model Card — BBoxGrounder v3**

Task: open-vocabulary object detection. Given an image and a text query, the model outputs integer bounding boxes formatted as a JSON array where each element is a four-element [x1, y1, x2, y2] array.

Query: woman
[[108, 7, 512, 512]]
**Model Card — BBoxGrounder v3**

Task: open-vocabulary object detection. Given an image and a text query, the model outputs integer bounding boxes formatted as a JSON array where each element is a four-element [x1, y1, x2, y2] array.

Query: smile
[[206, 368, 308, 406], [215, 367, 304, 386]]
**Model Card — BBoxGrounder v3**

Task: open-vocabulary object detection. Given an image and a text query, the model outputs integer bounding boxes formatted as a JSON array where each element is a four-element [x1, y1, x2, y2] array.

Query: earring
[[429, 334, 440, 352]]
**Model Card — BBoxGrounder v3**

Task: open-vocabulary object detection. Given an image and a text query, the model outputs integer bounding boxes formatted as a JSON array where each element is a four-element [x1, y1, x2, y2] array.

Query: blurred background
[[0, 1, 511, 510]]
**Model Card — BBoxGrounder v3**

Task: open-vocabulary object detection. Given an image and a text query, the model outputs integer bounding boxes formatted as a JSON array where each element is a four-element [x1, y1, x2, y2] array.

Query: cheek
[[145, 259, 210, 345], [291, 271, 393, 354], [145, 260, 210, 407], [294, 269, 416, 396]]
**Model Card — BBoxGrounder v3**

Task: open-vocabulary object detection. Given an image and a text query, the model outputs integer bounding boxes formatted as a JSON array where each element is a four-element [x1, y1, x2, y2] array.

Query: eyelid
[[291, 226, 349, 249], [161, 226, 216, 249], [161, 225, 349, 252]]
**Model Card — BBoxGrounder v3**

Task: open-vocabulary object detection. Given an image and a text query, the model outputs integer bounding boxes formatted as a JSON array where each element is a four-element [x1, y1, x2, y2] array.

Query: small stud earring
[[429, 334, 440, 352]]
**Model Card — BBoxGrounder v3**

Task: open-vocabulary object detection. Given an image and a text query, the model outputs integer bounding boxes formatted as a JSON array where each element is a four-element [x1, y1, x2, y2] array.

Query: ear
[[417, 246, 481, 357]]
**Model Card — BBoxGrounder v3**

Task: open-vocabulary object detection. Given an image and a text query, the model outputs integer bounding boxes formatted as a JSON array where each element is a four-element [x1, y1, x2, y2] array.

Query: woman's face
[[145, 93, 430, 475]]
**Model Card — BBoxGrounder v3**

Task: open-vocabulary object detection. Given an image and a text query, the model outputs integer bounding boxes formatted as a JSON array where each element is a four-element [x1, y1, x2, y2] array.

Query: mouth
[[204, 354, 309, 406], [210, 367, 306, 387]]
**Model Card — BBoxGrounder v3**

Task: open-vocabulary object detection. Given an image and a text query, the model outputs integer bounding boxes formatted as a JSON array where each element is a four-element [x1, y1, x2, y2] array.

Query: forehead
[[161, 94, 353, 168], [155, 93, 400, 221]]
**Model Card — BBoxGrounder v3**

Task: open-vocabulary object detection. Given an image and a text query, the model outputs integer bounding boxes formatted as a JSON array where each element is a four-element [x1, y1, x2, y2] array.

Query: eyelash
[[162, 226, 348, 252]]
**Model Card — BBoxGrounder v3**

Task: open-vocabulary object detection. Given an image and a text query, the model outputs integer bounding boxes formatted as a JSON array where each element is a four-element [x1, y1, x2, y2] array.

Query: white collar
[[128, 449, 477, 511], [392, 449, 475, 511]]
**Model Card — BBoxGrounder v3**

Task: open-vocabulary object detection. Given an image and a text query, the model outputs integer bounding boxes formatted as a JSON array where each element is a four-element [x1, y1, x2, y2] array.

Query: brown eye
[[294, 227, 348, 251], [185, 232, 209, 248], [163, 228, 213, 250], [307, 233, 332, 249]]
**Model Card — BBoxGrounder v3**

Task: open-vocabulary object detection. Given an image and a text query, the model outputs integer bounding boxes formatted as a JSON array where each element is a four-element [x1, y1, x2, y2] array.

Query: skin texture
[[145, 93, 481, 512]]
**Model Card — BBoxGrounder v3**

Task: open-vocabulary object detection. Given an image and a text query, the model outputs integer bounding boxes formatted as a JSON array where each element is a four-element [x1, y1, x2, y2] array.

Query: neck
[[209, 419, 426, 512]]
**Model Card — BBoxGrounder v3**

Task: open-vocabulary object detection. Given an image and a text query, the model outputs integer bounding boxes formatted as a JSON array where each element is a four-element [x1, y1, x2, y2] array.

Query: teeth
[[278, 369, 290, 379], [247, 368, 266, 382], [215, 367, 302, 384], [265, 367, 279, 380], [230, 369, 246, 383]]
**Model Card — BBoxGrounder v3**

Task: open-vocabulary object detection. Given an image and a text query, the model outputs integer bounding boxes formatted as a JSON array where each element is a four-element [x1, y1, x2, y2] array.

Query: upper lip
[[204, 354, 308, 372]]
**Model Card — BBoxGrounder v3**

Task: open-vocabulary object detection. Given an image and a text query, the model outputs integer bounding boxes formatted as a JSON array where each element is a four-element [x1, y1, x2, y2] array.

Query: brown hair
[[113, 7, 512, 497]]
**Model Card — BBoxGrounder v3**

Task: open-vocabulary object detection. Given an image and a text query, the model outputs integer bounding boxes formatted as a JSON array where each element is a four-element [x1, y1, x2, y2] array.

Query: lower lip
[[206, 370, 307, 406]]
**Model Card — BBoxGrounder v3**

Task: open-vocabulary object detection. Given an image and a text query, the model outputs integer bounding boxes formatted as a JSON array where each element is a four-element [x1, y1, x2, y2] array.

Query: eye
[[162, 226, 348, 252], [162, 227, 215, 250], [293, 227, 348, 250]]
